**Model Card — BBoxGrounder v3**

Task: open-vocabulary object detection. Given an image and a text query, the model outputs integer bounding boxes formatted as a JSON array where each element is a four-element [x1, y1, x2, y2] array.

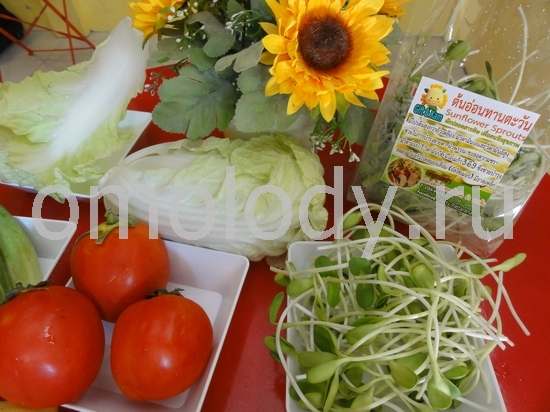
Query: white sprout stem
[[409, 54, 433, 79], [509, 5, 528, 104], [446, 0, 465, 42], [496, 50, 538, 85]]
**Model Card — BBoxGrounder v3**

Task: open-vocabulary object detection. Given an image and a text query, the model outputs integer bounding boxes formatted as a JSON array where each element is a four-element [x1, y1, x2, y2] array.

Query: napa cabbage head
[[102, 134, 328, 260], [0, 18, 148, 198]]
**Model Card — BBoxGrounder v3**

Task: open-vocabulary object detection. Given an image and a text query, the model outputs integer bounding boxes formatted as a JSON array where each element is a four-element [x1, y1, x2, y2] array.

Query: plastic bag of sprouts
[[354, 0, 550, 257]]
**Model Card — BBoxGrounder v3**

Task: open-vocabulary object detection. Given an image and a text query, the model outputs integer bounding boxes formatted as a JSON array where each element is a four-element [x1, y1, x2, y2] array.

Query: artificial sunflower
[[130, 0, 184, 37], [261, 0, 394, 122], [380, 0, 409, 17]]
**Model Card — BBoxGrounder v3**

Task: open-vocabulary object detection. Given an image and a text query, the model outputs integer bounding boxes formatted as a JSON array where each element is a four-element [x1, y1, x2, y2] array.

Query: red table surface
[[0, 81, 548, 412]]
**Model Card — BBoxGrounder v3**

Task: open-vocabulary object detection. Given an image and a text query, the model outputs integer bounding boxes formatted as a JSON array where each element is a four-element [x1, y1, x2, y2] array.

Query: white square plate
[[286, 241, 506, 412], [15, 216, 77, 279], [55, 240, 250, 412], [2, 110, 151, 199]]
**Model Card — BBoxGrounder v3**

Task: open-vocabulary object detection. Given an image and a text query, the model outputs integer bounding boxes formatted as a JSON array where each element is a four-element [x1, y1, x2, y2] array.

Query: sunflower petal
[[260, 22, 279, 35], [287, 92, 304, 114], [265, 77, 280, 96], [266, 0, 286, 22], [260, 51, 276, 65], [344, 92, 365, 107], [263, 34, 287, 54], [319, 90, 336, 122]]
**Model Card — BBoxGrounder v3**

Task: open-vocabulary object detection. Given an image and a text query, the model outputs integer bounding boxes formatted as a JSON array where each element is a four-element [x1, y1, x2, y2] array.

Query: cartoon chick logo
[[421, 84, 448, 110]]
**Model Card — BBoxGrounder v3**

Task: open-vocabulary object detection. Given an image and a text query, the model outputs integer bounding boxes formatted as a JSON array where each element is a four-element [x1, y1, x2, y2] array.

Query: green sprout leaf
[[269, 291, 285, 324], [427, 375, 453, 410], [323, 371, 340, 411], [411, 262, 436, 289], [264, 335, 295, 359], [314, 326, 337, 353], [188, 12, 235, 57], [444, 363, 470, 380], [307, 359, 342, 384], [342, 211, 363, 230], [297, 351, 338, 369], [349, 256, 371, 276], [492, 253, 526, 272], [445, 40, 471, 61], [326, 282, 341, 307], [315, 255, 338, 277], [351, 387, 374, 409], [274, 272, 290, 287], [389, 361, 418, 389], [287, 277, 314, 297], [153, 65, 236, 138], [356, 284, 375, 309]]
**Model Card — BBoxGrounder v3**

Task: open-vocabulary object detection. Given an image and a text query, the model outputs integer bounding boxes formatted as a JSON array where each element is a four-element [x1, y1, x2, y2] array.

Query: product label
[[383, 76, 541, 214]]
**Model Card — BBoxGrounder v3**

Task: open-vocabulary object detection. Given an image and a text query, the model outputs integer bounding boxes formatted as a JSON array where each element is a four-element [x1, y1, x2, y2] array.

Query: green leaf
[[274, 272, 290, 286], [251, 0, 271, 16], [215, 41, 264, 73], [395, 353, 427, 371], [453, 278, 468, 297], [344, 365, 364, 387], [326, 282, 341, 307], [351, 387, 374, 409], [444, 363, 470, 380], [264, 335, 295, 357], [269, 291, 285, 324], [349, 256, 371, 276], [302, 392, 323, 409], [410, 263, 436, 289], [323, 371, 340, 411], [340, 105, 374, 144], [234, 92, 298, 132], [237, 65, 269, 92], [307, 359, 341, 384], [287, 277, 314, 297], [335, 94, 350, 117], [227, 0, 244, 15], [314, 326, 337, 353], [186, 47, 216, 71], [315, 256, 337, 277], [297, 351, 338, 368], [485, 61, 494, 81], [342, 211, 363, 230], [390, 361, 418, 389], [153, 65, 237, 138], [148, 38, 189, 66], [188, 12, 235, 57], [427, 375, 453, 410], [445, 40, 471, 61], [356, 283, 375, 309], [492, 253, 526, 272]]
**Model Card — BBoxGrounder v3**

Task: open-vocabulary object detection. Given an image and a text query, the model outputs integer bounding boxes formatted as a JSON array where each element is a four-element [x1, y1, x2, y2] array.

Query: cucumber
[[0, 206, 42, 301]]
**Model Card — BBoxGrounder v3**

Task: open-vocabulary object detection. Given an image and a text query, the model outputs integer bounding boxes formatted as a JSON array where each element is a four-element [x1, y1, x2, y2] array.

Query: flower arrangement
[[131, 0, 409, 158]]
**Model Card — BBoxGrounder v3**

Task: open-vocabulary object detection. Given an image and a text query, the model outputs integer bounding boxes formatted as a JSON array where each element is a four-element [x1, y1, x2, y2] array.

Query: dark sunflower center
[[298, 15, 351, 71]]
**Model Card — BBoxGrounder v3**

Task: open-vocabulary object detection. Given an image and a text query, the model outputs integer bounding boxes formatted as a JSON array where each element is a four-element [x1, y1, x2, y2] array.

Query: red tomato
[[111, 293, 213, 401], [71, 222, 170, 321], [0, 286, 104, 408]]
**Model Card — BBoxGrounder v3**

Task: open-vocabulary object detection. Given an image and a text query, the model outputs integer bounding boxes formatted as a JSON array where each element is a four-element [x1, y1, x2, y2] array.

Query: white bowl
[[16, 216, 77, 278], [285, 241, 507, 412], [60, 240, 250, 412]]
